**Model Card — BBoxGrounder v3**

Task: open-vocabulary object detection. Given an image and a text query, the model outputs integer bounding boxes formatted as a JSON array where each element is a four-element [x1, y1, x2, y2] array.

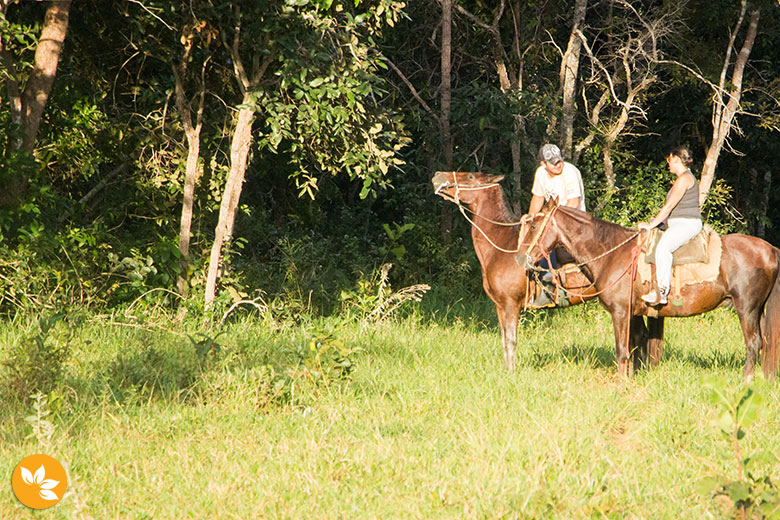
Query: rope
[[458, 204, 526, 254]]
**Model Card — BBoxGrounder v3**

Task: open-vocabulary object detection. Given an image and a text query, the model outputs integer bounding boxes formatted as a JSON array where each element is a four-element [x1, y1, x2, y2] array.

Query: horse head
[[515, 197, 562, 269], [432, 171, 505, 205]]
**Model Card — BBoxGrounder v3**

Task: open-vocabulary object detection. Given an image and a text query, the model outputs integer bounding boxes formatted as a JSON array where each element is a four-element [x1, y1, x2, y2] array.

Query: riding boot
[[529, 280, 556, 308]]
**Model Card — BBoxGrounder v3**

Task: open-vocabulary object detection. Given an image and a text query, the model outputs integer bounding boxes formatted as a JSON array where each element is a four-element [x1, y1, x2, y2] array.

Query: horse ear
[[493, 175, 505, 183], [542, 197, 557, 212]]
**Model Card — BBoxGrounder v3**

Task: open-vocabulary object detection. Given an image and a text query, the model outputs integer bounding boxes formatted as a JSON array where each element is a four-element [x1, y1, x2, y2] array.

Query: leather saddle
[[641, 225, 713, 266]]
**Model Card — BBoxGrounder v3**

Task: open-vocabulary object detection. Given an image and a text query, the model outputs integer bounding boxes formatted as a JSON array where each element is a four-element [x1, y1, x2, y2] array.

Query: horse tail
[[760, 249, 780, 378]]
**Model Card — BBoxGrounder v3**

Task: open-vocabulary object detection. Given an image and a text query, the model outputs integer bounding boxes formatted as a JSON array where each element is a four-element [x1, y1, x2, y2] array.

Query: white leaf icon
[[40, 479, 59, 490], [33, 465, 45, 485], [39, 489, 59, 501], [21, 466, 34, 485]]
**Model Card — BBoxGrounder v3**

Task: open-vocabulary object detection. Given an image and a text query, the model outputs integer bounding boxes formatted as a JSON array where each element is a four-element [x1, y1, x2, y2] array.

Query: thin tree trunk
[[172, 33, 208, 298], [204, 7, 274, 312], [699, 5, 759, 204], [757, 169, 771, 239], [440, 0, 453, 240], [560, 0, 587, 159], [204, 100, 255, 308]]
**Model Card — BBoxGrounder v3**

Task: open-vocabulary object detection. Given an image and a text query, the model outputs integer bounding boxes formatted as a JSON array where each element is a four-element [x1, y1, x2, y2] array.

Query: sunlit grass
[[1, 303, 778, 518]]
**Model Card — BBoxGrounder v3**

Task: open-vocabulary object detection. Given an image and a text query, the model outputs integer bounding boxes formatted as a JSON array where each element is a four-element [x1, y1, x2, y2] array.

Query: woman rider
[[637, 146, 703, 306]]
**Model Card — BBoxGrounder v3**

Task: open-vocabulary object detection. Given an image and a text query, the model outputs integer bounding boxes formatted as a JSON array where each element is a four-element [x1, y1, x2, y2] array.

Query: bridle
[[435, 172, 528, 254]]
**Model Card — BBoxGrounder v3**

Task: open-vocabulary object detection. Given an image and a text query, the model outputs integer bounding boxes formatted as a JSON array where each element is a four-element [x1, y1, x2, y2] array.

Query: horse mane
[[474, 183, 520, 223], [496, 187, 520, 222], [557, 206, 635, 243]]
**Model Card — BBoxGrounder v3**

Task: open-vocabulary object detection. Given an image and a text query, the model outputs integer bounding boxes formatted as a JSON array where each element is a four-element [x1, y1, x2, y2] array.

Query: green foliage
[[0, 314, 70, 403], [698, 376, 780, 518], [256, 0, 410, 199], [380, 221, 414, 263], [702, 179, 747, 235], [588, 155, 670, 226], [340, 263, 429, 322], [286, 318, 362, 386]]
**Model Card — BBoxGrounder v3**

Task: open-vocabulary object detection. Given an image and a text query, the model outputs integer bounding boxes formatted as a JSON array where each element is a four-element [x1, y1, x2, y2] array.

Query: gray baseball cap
[[539, 143, 563, 164]]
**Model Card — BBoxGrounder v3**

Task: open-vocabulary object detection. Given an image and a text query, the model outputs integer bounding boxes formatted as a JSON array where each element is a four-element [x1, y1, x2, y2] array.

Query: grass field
[[1, 300, 779, 519]]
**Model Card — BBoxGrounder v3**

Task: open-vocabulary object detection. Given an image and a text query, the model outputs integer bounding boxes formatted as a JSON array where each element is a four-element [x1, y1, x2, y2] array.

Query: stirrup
[[641, 289, 667, 306]]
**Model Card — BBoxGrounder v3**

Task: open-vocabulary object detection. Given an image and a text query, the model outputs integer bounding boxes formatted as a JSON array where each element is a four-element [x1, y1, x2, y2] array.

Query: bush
[[1, 315, 71, 403]]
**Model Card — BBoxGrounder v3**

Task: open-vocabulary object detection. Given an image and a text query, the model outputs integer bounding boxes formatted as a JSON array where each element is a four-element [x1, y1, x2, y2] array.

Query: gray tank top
[[668, 171, 701, 220]]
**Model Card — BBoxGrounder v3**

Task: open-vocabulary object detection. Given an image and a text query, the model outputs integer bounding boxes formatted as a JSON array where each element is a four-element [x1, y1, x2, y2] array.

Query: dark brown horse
[[518, 199, 780, 378], [432, 171, 627, 370]]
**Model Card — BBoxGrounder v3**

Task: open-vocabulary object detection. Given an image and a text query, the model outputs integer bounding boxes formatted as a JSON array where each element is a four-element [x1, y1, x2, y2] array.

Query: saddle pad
[[642, 225, 712, 266], [637, 231, 722, 289]]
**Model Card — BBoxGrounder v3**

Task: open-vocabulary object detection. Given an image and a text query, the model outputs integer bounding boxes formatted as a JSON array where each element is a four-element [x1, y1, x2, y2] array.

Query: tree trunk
[[756, 169, 771, 239], [177, 133, 201, 297], [0, 0, 71, 206], [560, 0, 587, 159], [20, 0, 72, 154], [204, 100, 255, 308], [172, 34, 208, 298], [440, 0, 453, 240], [699, 5, 759, 205]]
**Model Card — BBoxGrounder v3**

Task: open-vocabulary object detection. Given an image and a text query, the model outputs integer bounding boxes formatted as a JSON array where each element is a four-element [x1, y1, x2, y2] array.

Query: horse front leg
[[611, 309, 632, 378], [496, 302, 519, 371]]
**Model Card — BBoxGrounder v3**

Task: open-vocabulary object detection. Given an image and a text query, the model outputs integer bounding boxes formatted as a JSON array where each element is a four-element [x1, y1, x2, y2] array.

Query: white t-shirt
[[531, 162, 586, 211]]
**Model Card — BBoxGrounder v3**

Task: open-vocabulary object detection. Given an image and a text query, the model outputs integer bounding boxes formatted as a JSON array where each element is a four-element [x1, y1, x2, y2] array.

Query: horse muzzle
[[431, 171, 451, 194]]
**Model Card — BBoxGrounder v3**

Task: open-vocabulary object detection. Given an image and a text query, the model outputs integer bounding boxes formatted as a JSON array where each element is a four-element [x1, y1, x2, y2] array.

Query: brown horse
[[518, 199, 780, 378], [432, 171, 634, 371]]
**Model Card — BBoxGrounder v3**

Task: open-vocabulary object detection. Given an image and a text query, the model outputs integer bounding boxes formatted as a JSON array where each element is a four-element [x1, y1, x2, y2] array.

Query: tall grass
[[1, 302, 778, 518]]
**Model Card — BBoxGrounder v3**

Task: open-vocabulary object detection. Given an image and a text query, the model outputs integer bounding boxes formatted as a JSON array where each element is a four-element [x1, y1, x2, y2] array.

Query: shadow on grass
[[516, 339, 745, 374], [662, 344, 745, 372], [520, 342, 617, 370]]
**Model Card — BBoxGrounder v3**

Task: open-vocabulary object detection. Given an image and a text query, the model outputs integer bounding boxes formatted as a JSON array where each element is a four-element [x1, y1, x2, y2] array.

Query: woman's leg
[[655, 218, 703, 292]]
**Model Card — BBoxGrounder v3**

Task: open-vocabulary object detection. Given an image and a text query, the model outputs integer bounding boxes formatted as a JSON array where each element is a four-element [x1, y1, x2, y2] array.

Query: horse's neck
[[468, 191, 518, 251], [557, 209, 634, 272]]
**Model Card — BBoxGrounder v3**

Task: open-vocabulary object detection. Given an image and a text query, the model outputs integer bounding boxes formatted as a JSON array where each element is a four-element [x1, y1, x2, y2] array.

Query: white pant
[[655, 218, 703, 292]]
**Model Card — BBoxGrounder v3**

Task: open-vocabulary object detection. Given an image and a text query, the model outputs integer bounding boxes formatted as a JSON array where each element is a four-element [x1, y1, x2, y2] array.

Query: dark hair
[[669, 146, 694, 168]]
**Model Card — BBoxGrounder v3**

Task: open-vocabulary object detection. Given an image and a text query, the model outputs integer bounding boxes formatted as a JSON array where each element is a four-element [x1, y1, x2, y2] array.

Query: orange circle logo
[[11, 454, 67, 509]]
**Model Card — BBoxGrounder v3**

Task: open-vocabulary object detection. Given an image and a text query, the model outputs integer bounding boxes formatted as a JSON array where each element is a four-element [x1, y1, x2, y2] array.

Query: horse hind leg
[[736, 310, 762, 380], [647, 317, 665, 367], [630, 316, 648, 373]]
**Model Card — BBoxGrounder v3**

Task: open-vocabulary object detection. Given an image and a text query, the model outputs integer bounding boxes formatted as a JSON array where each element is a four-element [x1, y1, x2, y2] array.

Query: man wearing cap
[[522, 143, 586, 306], [528, 143, 586, 214]]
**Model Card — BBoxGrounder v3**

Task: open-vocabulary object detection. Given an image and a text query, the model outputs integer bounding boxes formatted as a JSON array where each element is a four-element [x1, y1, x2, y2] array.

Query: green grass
[[1, 302, 779, 518]]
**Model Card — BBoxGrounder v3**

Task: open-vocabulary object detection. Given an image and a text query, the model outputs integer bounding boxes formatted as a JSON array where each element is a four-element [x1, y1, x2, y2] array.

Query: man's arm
[[564, 197, 580, 208], [528, 194, 544, 215]]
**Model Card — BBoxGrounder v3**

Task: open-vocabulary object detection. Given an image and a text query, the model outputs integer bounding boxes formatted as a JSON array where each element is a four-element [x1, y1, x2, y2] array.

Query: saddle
[[519, 248, 588, 309], [637, 225, 723, 308], [642, 225, 713, 266]]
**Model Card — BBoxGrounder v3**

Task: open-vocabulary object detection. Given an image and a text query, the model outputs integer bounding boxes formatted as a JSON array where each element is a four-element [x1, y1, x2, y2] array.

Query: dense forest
[[0, 0, 778, 319]]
